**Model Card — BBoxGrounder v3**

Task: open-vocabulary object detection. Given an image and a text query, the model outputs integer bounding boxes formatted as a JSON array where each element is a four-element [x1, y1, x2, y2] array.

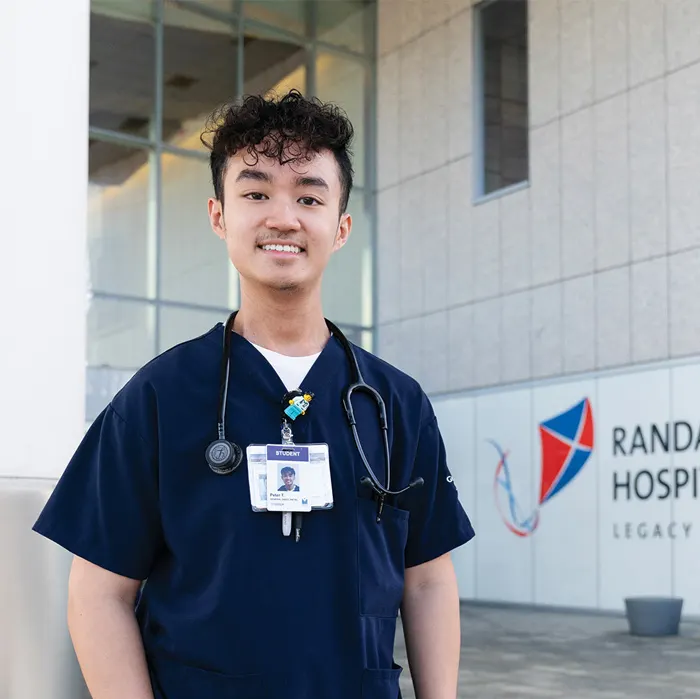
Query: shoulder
[[109, 323, 222, 424], [350, 343, 434, 424], [351, 343, 421, 392]]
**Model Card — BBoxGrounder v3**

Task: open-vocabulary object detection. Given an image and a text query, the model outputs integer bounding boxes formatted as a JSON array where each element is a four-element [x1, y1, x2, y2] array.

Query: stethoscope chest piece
[[206, 438, 243, 475]]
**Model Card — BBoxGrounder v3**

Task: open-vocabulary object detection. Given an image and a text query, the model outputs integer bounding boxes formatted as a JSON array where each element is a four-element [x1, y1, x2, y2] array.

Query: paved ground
[[394, 603, 700, 698]]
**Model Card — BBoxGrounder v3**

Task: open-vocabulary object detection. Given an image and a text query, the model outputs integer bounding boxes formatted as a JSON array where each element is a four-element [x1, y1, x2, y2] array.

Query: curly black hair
[[200, 90, 355, 214]]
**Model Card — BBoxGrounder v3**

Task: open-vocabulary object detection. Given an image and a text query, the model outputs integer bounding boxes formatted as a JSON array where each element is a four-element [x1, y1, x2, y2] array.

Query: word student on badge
[[31, 90, 474, 699]]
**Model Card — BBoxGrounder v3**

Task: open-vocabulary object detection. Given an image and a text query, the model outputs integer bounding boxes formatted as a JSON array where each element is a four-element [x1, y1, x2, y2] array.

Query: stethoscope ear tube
[[207, 311, 244, 475], [344, 382, 388, 429]]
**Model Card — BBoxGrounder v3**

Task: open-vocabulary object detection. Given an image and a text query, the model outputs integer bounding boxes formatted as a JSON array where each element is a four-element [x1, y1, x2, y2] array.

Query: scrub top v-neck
[[33, 322, 475, 699], [250, 341, 321, 393]]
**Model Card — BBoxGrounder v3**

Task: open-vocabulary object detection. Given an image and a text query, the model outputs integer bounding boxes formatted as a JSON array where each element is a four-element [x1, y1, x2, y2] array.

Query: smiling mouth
[[258, 243, 305, 254]]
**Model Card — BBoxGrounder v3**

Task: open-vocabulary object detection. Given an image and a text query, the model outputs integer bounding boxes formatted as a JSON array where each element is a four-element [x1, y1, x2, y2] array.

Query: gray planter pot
[[624, 596, 683, 637]]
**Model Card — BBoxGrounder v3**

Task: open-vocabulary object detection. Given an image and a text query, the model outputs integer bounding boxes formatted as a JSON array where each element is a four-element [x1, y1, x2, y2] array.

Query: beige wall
[[376, 0, 700, 396]]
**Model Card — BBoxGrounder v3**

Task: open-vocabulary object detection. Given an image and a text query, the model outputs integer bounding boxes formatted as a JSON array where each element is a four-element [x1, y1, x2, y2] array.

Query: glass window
[[158, 306, 226, 353], [160, 154, 238, 308], [92, 0, 152, 20], [86, 363, 138, 422], [87, 297, 156, 369], [162, 3, 238, 152], [88, 143, 156, 298], [86, 0, 377, 412], [476, 0, 529, 197], [244, 0, 308, 36], [317, 1, 372, 54], [315, 52, 365, 188], [243, 25, 307, 97], [334, 326, 372, 351], [86, 296, 155, 420], [322, 188, 372, 327], [187, 0, 237, 13], [90, 1, 156, 137]]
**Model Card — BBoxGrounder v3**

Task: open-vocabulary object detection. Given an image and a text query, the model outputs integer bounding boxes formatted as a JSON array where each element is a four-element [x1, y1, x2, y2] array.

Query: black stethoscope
[[205, 311, 424, 520]]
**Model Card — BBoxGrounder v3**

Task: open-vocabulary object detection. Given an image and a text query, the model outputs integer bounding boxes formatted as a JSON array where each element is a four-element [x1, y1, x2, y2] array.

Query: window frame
[[472, 0, 531, 204]]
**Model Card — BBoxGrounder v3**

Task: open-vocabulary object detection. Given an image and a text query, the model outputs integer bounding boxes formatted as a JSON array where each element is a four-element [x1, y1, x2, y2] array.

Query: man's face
[[282, 470, 295, 488], [208, 146, 351, 293]]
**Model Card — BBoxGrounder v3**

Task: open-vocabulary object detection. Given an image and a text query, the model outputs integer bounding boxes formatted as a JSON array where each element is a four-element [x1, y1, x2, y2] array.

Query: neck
[[233, 282, 330, 357]]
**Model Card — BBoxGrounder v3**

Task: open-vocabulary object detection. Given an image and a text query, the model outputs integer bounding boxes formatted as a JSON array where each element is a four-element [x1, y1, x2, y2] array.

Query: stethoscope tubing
[[215, 311, 422, 502]]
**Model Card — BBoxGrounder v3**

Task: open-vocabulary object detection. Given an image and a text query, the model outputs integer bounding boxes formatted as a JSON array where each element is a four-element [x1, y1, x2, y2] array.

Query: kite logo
[[492, 398, 595, 537]]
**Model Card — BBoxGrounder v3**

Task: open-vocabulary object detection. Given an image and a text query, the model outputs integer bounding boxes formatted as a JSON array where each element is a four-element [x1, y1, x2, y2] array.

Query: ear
[[208, 197, 226, 240], [333, 212, 352, 252]]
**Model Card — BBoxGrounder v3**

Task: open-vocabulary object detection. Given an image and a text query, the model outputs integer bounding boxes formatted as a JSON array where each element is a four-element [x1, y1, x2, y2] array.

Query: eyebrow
[[235, 168, 272, 184], [295, 176, 329, 191], [235, 168, 329, 191]]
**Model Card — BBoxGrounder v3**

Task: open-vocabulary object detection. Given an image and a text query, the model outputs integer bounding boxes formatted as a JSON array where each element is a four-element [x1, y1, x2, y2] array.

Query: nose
[[265, 199, 301, 232]]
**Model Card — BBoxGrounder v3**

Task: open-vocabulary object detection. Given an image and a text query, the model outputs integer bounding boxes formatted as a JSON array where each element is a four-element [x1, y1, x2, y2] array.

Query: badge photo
[[278, 464, 300, 492], [266, 445, 311, 512]]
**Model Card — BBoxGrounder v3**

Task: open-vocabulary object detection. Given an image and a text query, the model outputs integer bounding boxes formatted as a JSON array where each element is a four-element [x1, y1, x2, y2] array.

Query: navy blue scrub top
[[33, 323, 475, 699]]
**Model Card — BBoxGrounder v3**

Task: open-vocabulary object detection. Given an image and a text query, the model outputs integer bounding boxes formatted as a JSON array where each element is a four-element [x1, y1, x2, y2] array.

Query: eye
[[245, 192, 267, 201], [299, 196, 321, 206]]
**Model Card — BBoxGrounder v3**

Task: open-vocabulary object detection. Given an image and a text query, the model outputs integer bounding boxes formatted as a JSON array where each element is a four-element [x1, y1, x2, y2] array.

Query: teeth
[[262, 244, 301, 253]]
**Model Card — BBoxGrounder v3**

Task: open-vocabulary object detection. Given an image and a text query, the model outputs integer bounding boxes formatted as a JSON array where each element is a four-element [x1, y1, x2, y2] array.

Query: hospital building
[[3, 0, 700, 695]]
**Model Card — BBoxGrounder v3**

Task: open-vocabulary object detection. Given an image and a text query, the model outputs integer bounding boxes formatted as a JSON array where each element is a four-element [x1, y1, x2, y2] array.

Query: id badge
[[307, 444, 334, 510], [246, 445, 268, 512], [266, 445, 312, 512], [246, 443, 334, 512]]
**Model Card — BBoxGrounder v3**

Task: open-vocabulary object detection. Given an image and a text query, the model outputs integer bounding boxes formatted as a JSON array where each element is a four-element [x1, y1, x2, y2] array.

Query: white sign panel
[[597, 369, 672, 610], [670, 365, 700, 615], [474, 389, 533, 603], [433, 360, 700, 615], [532, 381, 597, 609], [434, 398, 476, 600]]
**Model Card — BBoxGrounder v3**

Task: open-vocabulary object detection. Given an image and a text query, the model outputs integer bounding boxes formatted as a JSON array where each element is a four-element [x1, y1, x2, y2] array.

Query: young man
[[279, 466, 300, 491], [33, 90, 475, 699]]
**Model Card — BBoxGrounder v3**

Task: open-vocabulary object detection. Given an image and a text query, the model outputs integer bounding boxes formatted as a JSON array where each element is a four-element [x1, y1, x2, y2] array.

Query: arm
[[67, 556, 154, 699], [400, 553, 461, 699]]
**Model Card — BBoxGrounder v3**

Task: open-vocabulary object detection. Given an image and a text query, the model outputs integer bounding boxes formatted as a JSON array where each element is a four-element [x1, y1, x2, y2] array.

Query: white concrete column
[[0, 0, 90, 479], [0, 2, 91, 697]]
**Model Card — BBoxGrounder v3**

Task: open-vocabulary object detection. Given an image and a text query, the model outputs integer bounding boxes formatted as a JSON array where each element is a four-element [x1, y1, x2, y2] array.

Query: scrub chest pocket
[[356, 497, 409, 618]]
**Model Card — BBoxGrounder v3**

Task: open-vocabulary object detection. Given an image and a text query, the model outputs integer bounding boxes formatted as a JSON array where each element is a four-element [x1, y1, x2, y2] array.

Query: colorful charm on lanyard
[[284, 389, 314, 421]]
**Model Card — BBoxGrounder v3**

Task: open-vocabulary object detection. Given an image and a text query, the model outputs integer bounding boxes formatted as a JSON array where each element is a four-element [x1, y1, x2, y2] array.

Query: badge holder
[[245, 389, 334, 542]]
